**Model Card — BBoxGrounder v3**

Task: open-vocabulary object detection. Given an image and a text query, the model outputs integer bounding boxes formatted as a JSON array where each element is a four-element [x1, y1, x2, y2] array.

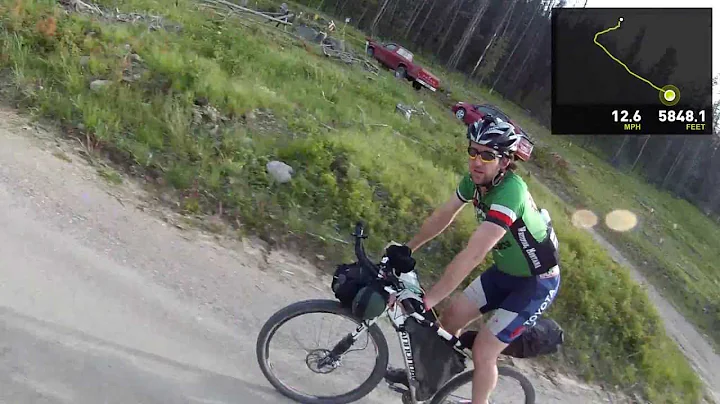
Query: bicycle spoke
[[291, 329, 313, 353], [264, 310, 381, 398]]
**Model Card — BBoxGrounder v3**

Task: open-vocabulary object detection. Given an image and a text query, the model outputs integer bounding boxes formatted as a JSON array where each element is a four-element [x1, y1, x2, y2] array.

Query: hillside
[[0, 0, 710, 402], [316, 0, 720, 353]]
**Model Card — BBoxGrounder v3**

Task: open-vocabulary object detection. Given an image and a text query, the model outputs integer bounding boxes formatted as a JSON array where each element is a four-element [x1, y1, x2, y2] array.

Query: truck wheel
[[412, 81, 422, 91], [366, 47, 374, 57], [394, 66, 406, 79]]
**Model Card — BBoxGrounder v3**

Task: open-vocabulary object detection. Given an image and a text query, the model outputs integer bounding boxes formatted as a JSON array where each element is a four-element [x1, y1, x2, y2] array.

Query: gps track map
[[551, 8, 713, 135]]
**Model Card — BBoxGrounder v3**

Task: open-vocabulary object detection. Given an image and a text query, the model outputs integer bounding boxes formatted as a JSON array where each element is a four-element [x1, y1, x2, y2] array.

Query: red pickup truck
[[365, 38, 440, 92]]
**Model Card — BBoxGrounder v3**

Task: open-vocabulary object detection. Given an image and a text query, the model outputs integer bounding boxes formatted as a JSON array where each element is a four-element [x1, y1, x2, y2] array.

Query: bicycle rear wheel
[[429, 366, 536, 404], [256, 299, 390, 404]]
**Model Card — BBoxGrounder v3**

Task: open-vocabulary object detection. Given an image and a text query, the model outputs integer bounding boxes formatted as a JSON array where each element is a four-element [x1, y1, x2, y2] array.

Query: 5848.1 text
[[658, 110, 706, 122]]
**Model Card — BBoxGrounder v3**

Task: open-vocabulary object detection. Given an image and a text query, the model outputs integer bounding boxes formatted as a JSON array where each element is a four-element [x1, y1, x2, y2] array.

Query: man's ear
[[500, 157, 511, 169]]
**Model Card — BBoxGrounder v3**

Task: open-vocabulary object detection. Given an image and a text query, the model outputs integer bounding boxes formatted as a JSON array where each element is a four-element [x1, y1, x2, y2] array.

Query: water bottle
[[540, 208, 552, 226], [540, 208, 559, 250]]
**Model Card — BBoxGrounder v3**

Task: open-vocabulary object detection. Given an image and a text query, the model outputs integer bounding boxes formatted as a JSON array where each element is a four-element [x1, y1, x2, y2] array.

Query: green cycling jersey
[[456, 170, 559, 277]]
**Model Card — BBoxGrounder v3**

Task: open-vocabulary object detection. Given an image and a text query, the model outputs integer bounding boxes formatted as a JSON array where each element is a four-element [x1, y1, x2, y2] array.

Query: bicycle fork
[[320, 319, 376, 368]]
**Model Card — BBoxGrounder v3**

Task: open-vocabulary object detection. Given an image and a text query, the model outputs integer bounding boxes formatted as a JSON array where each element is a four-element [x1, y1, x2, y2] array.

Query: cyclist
[[384, 116, 561, 404]]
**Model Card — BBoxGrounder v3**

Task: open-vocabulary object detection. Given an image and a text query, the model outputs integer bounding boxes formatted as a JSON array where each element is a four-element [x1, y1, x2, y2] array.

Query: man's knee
[[439, 293, 480, 335], [472, 325, 508, 365]]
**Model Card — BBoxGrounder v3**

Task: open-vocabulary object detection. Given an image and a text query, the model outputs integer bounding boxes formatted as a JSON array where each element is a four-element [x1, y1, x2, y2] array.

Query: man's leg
[[471, 267, 561, 403], [448, 267, 508, 404], [438, 292, 484, 335], [470, 321, 509, 404]]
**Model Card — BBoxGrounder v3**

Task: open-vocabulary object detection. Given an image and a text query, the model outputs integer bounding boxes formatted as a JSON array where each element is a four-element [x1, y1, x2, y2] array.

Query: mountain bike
[[256, 222, 540, 404]]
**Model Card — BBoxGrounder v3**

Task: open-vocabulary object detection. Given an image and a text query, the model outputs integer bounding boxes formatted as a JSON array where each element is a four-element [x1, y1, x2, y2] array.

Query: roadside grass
[[0, 0, 703, 401]]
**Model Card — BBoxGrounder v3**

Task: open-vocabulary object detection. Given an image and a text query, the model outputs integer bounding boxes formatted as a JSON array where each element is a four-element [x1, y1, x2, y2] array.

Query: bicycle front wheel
[[256, 299, 390, 404], [430, 366, 536, 404]]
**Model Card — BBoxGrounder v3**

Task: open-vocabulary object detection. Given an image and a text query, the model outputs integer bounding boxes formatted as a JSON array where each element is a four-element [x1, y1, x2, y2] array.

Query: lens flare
[[605, 209, 638, 232], [571, 209, 598, 228]]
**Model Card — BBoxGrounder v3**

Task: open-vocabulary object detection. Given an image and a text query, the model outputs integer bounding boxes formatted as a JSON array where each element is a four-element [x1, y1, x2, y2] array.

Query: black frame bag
[[404, 317, 467, 401]]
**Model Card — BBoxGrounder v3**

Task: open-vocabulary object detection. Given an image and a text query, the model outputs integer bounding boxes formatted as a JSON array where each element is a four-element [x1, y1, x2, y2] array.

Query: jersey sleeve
[[484, 178, 524, 229], [455, 173, 475, 203]]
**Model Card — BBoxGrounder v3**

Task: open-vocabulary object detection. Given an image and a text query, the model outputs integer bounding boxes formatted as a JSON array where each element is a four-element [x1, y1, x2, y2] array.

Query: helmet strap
[[490, 170, 505, 187], [474, 169, 506, 192]]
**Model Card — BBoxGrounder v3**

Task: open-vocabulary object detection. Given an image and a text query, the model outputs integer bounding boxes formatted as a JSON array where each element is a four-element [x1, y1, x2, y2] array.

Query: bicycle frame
[[337, 221, 474, 403], [389, 293, 474, 402], [333, 302, 471, 404]]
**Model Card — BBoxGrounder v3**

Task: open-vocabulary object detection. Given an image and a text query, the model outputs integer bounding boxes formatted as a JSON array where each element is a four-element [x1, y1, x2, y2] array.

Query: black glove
[[385, 244, 416, 274]]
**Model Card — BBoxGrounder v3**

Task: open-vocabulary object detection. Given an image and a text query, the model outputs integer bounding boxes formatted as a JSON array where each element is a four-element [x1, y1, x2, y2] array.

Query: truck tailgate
[[416, 69, 439, 91]]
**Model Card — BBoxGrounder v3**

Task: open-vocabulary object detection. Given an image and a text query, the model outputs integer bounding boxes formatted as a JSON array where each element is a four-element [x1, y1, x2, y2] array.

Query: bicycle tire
[[256, 299, 390, 404], [429, 365, 536, 404]]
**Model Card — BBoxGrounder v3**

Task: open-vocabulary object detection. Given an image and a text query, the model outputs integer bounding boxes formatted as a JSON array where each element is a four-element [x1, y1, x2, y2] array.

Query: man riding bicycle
[[383, 116, 561, 404]]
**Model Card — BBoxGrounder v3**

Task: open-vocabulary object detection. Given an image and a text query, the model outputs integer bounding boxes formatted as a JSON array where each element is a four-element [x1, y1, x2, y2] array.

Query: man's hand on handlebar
[[389, 288, 427, 315], [383, 242, 416, 275]]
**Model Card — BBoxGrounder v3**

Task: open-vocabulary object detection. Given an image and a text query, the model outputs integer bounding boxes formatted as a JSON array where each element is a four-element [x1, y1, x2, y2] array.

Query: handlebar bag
[[330, 262, 374, 307]]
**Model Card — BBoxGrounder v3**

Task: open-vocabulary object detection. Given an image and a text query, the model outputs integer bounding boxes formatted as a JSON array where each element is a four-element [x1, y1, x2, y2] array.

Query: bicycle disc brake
[[305, 349, 340, 374]]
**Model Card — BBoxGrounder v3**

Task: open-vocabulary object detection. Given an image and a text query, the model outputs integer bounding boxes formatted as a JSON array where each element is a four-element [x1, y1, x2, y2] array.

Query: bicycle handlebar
[[352, 221, 422, 316], [351, 222, 463, 348]]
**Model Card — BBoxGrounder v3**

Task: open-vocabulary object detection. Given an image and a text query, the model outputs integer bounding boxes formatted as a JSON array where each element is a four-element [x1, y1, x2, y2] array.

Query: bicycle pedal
[[386, 382, 408, 394]]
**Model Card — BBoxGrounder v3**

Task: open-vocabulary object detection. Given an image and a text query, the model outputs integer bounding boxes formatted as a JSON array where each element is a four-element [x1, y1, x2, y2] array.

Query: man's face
[[467, 141, 507, 185]]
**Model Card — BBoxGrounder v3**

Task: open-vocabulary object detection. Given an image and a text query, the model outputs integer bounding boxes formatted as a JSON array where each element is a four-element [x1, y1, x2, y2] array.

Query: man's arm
[[423, 221, 506, 309], [406, 196, 466, 252]]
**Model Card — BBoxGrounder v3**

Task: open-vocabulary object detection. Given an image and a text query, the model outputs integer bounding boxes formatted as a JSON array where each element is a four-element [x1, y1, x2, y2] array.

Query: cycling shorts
[[462, 264, 560, 344]]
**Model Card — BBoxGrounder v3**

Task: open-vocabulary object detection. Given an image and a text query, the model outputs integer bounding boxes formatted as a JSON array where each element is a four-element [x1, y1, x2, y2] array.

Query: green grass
[[0, 0, 704, 401]]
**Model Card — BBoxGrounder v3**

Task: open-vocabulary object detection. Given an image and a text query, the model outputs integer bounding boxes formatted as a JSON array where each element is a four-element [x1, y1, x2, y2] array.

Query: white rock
[[266, 161, 294, 183], [90, 80, 111, 91]]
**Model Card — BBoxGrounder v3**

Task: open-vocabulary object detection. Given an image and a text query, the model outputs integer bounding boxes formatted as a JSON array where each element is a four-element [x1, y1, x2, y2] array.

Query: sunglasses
[[467, 147, 500, 162]]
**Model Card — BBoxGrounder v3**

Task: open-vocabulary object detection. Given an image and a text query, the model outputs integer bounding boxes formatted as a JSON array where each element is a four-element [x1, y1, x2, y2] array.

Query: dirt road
[[586, 229, 720, 404], [0, 106, 632, 403], [527, 170, 720, 404]]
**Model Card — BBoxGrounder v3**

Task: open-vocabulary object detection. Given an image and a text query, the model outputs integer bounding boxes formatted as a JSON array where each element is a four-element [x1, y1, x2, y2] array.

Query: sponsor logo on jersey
[[518, 225, 541, 270]]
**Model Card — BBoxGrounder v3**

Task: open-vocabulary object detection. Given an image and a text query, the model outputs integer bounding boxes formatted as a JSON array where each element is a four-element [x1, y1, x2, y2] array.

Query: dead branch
[[60, 0, 179, 31], [356, 105, 367, 127], [306, 231, 350, 245], [392, 131, 420, 144], [198, 4, 269, 29], [306, 114, 336, 131], [60, 0, 104, 15], [200, 0, 293, 25], [320, 43, 379, 75], [321, 90, 335, 104]]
